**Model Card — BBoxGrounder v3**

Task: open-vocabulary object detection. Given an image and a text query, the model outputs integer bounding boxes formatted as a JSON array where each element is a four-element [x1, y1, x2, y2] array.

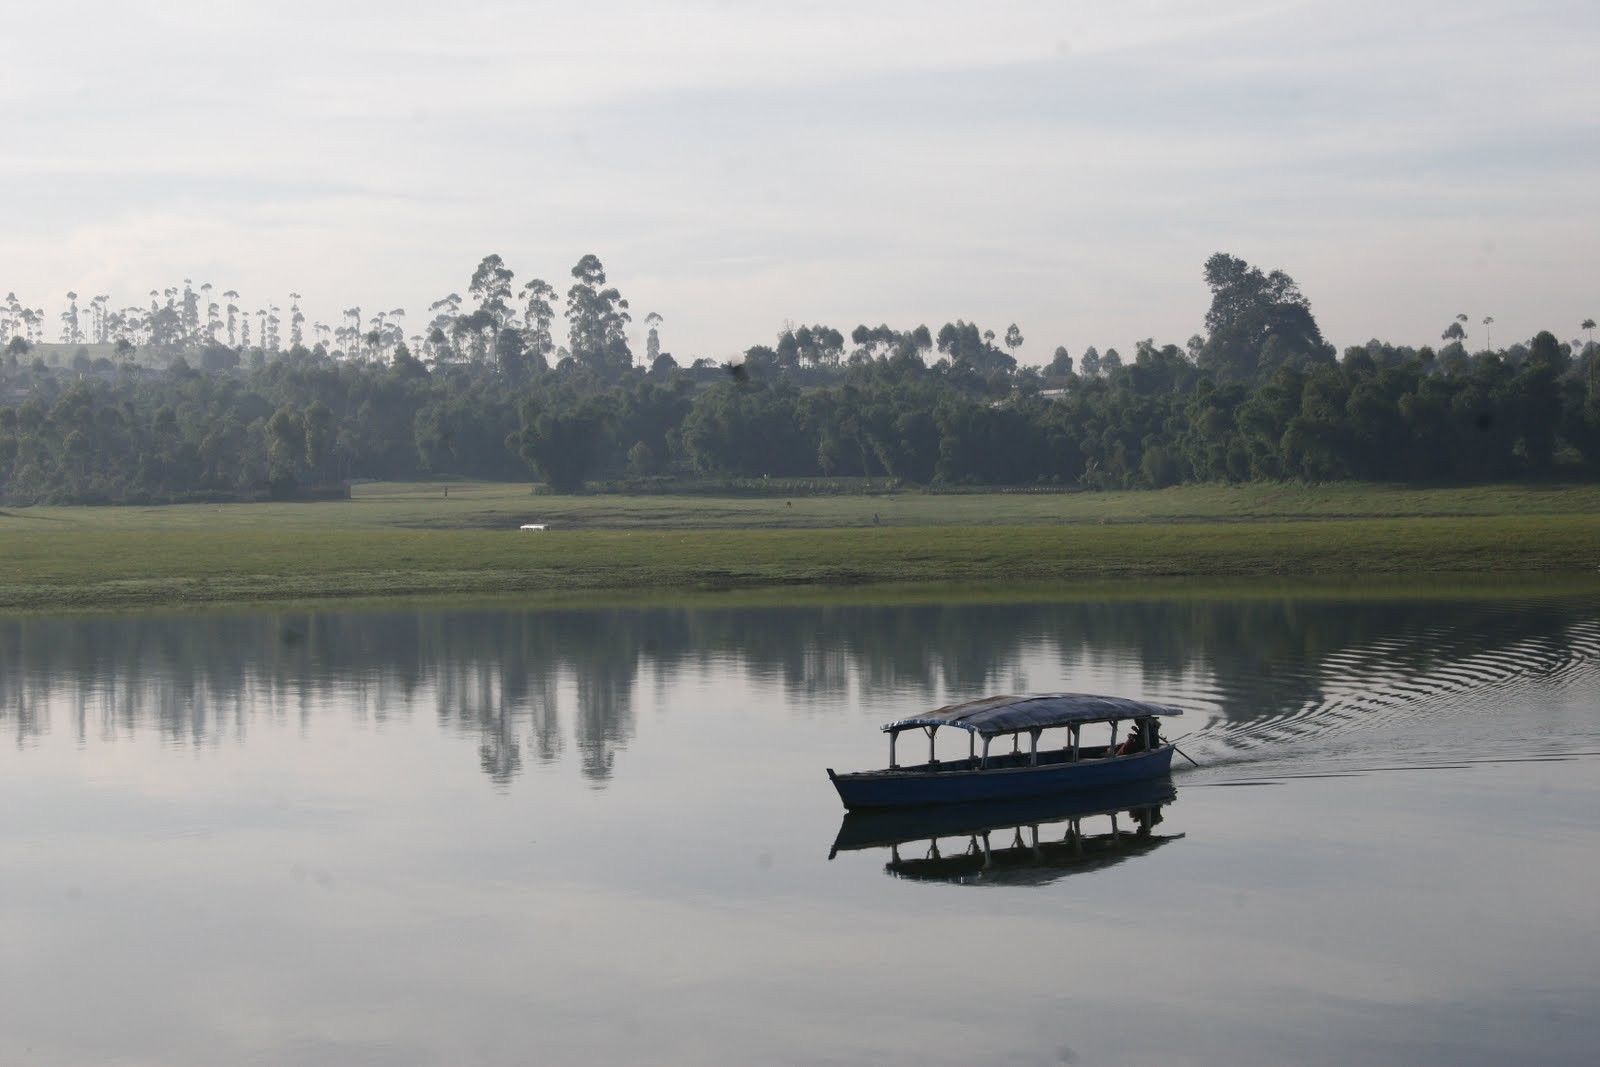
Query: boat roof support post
[[889, 729, 898, 770], [1029, 728, 1041, 766], [926, 725, 938, 764], [1107, 720, 1119, 759], [981, 735, 992, 770]]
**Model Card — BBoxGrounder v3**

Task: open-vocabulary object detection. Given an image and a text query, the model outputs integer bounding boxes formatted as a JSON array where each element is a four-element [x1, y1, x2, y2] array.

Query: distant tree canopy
[[1198, 253, 1334, 384], [3, 253, 1599, 504], [565, 254, 632, 377]]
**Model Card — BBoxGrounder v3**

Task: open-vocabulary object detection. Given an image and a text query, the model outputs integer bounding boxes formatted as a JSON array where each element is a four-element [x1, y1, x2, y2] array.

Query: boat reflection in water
[[829, 778, 1182, 886]]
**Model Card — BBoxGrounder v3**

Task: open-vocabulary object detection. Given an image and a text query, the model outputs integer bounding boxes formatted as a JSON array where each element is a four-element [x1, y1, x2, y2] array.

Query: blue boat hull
[[828, 746, 1176, 810]]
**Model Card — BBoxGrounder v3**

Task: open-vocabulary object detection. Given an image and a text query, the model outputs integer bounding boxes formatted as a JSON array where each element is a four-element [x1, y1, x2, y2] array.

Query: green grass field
[[2, 482, 1598, 611], [13, 480, 1600, 533]]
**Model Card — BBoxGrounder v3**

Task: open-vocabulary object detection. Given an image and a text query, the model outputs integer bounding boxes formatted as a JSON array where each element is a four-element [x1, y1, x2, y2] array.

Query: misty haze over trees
[[2, 252, 1598, 504]]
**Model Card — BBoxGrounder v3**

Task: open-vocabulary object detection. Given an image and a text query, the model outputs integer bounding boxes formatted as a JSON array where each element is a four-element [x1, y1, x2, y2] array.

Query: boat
[[826, 693, 1183, 810], [829, 777, 1181, 886]]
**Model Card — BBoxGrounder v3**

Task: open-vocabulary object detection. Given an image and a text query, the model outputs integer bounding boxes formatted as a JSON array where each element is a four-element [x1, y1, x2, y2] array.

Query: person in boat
[[1116, 718, 1161, 756]]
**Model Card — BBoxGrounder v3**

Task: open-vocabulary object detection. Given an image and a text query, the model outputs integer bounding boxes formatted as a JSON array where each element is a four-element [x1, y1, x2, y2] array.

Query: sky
[[2, 0, 1598, 363]]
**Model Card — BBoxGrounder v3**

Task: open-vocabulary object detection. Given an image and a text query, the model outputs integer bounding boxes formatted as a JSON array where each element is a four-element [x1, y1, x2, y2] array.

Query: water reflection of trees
[[0, 595, 1587, 785]]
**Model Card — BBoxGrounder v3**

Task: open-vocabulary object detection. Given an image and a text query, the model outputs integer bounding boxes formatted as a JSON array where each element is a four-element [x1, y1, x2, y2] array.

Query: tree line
[[1, 251, 637, 373], [2, 252, 1598, 503]]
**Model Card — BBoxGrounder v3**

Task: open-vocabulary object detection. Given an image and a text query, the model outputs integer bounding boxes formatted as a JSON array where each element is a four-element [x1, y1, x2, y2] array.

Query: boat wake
[[1157, 607, 1600, 778]]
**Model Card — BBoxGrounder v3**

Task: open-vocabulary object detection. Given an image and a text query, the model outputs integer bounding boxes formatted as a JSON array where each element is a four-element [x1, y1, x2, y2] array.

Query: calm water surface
[[2, 587, 1598, 1065]]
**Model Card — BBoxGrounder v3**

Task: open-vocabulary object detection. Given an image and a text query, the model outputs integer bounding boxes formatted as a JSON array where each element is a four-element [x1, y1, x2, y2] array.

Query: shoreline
[[5, 573, 1599, 621], [3, 512, 1598, 614]]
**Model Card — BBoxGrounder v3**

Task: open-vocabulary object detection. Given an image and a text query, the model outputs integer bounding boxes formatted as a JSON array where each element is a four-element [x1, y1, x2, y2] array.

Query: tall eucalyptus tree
[[181, 280, 200, 343], [202, 284, 220, 344], [92, 294, 110, 343], [2, 292, 22, 341], [368, 310, 390, 359], [565, 253, 631, 377], [520, 279, 557, 371], [59, 291, 81, 344], [386, 308, 404, 355], [645, 311, 663, 364], [1004, 323, 1023, 362], [343, 307, 362, 358], [426, 293, 462, 365], [467, 254, 516, 365]]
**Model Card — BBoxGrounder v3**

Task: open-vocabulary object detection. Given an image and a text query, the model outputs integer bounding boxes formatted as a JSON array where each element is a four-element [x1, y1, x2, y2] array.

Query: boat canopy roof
[[881, 693, 1183, 737]]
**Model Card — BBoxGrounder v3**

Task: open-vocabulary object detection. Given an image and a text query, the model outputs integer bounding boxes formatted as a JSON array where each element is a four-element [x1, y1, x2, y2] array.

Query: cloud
[[1, 1, 1597, 358]]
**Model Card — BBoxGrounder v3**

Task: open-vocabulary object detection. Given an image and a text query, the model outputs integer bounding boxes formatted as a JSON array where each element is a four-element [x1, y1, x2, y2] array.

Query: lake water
[[2, 586, 1597, 1066]]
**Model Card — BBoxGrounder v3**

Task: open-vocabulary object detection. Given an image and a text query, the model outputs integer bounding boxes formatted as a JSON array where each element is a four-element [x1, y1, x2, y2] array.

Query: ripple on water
[[1159, 602, 1600, 778]]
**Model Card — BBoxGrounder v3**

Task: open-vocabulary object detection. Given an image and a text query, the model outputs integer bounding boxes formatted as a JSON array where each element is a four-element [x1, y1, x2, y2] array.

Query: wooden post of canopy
[[889, 729, 898, 769], [1108, 720, 1120, 758], [1029, 728, 1041, 766], [927, 725, 938, 764]]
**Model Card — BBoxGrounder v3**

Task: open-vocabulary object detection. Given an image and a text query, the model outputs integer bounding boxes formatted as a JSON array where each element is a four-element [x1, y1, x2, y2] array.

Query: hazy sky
[[3, 0, 1597, 362]]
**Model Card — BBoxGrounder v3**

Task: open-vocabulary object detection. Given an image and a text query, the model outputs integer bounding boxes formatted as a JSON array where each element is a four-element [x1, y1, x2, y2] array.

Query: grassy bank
[[2, 482, 1598, 610], [8, 480, 1600, 533], [324, 480, 1600, 528]]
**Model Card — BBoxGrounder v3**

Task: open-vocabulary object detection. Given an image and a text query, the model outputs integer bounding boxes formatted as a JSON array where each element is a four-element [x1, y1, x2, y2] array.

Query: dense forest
[[3, 252, 1598, 504]]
